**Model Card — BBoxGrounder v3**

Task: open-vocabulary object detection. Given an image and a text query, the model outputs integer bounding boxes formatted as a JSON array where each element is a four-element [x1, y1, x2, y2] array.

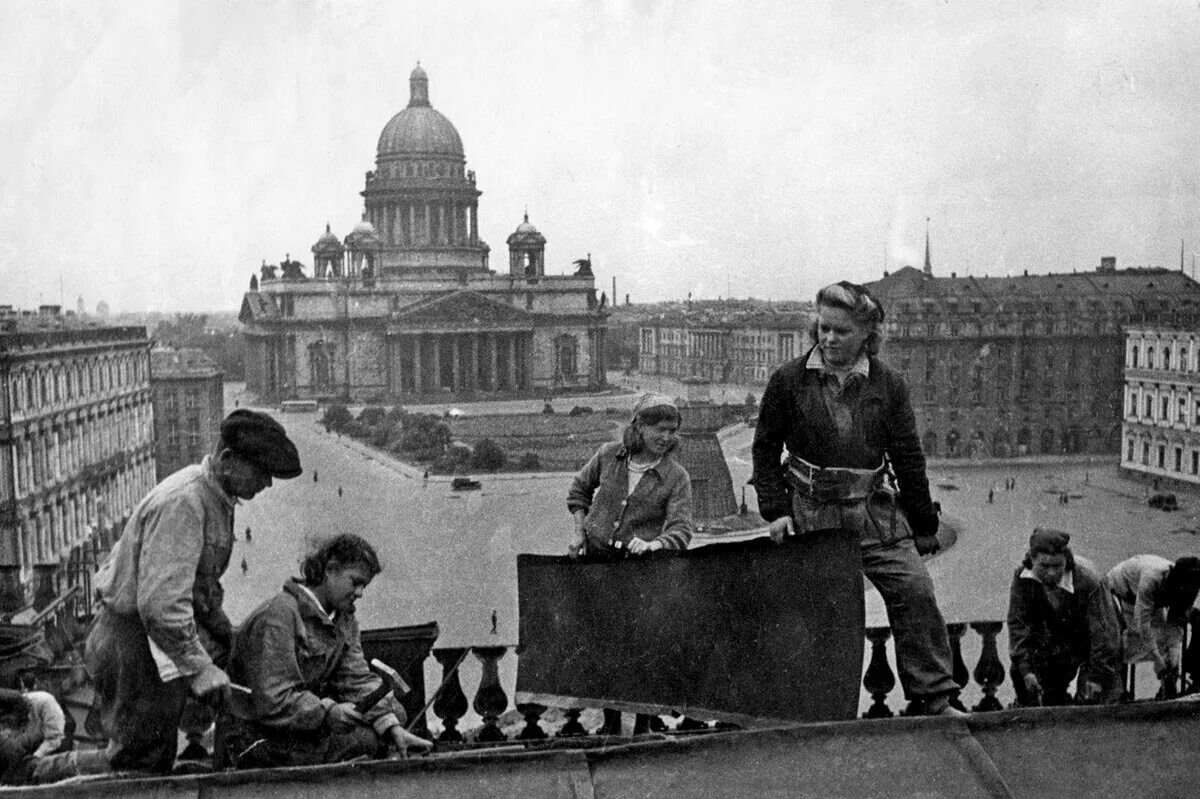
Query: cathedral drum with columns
[[240, 64, 608, 403]]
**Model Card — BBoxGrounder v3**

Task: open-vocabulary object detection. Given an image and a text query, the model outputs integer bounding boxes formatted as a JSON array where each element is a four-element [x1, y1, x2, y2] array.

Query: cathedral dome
[[377, 64, 464, 158], [313, 223, 344, 254], [345, 216, 382, 249]]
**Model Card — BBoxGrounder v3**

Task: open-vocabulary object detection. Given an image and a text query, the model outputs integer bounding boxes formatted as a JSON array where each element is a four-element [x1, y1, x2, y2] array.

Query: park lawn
[[447, 411, 623, 472]]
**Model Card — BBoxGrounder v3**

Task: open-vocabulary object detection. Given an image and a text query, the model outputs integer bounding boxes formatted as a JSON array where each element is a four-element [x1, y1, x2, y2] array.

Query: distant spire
[[923, 218, 932, 276]]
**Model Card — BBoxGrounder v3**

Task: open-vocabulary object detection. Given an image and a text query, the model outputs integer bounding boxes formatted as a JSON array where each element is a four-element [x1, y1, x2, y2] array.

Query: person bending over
[[1007, 529, 1121, 706]]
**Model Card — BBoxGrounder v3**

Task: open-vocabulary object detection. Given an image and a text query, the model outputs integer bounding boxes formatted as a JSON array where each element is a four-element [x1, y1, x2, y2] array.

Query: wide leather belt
[[786, 456, 885, 503]]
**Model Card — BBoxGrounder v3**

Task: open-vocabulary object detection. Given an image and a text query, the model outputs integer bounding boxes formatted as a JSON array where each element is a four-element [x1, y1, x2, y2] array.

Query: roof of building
[[868, 264, 1200, 308], [377, 65, 464, 159], [150, 347, 222, 379]]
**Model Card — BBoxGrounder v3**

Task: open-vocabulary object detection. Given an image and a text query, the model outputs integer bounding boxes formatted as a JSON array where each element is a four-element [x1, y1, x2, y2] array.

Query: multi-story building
[[1120, 323, 1200, 485], [0, 307, 155, 614], [240, 65, 607, 403], [150, 347, 224, 481], [867, 258, 1200, 458], [635, 303, 811, 385]]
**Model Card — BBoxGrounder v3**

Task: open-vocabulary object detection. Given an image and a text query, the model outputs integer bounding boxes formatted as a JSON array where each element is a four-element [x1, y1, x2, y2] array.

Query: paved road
[[222, 383, 1200, 716]]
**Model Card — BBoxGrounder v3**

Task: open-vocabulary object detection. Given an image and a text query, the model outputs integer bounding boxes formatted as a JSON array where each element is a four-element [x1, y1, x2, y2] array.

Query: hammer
[[354, 658, 411, 714]]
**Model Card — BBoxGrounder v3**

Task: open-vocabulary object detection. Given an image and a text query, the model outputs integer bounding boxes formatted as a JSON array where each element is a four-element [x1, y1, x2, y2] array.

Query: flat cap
[[220, 409, 302, 479], [1029, 527, 1070, 556]]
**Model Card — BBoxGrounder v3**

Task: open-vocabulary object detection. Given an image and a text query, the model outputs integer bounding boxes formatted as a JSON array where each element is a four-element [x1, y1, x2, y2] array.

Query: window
[[1181, 347, 1188, 371], [1128, 440, 1135, 461], [1193, 451, 1198, 475], [1158, 445, 1166, 468], [1145, 396, 1152, 418], [1175, 447, 1183, 472], [188, 418, 201, 447], [1162, 397, 1170, 421], [1142, 442, 1150, 465]]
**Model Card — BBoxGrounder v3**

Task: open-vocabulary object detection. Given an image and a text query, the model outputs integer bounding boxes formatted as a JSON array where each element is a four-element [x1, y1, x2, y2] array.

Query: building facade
[[1120, 323, 1200, 485], [0, 307, 155, 614], [636, 304, 812, 385], [241, 66, 607, 403], [150, 347, 224, 481], [866, 259, 1200, 458]]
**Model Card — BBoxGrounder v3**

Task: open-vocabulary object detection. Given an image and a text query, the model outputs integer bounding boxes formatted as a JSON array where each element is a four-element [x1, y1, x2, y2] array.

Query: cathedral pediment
[[390, 290, 534, 332], [239, 292, 279, 324]]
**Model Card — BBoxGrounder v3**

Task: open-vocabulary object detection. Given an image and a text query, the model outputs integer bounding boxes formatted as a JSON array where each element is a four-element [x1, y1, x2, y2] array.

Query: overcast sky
[[4, 0, 1200, 313]]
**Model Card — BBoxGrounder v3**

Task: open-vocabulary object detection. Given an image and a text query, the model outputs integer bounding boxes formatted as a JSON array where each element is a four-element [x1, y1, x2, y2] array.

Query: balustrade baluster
[[558, 708, 586, 737], [946, 622, 969, 689], [431, 648, 468, 742], [970, 621, 1005, 711], [862, 626, 896, 718], [472, 646, 509, 742], [515, 702, 547, 740]]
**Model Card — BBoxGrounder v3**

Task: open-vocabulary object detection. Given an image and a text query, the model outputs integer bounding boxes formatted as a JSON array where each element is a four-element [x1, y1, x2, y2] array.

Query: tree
[[323, 404, 353, 432], [470, 439, 507, 472]]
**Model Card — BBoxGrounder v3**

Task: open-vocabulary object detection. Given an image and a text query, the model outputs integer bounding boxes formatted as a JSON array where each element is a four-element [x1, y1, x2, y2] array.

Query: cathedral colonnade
[[386, 331, 532, 396]]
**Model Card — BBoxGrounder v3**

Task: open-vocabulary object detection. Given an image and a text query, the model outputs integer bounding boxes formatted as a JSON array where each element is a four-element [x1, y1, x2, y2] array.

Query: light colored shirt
[[93, 455, 237, 677], [24, 691, 66, 758], [1107, 554, 1174, 670]]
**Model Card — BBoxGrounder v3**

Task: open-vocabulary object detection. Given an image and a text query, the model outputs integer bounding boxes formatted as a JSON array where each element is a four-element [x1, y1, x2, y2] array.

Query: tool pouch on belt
[[786, 458, 913, 544]]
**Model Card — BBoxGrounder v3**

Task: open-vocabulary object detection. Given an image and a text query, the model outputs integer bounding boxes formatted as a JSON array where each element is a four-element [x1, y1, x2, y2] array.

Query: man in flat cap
[[40, 410, 301, 779], [1007, 528, 1121, 706]]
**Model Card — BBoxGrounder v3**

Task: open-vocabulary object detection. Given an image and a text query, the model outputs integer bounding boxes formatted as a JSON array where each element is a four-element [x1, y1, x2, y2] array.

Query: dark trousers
[[85, 609, 194, 773], [861, 538, 960, 702], [215, 714, 383, 770]]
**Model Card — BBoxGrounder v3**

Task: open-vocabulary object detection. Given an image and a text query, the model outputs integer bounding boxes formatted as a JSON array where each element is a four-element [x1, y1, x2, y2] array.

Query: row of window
[[1126, 386, 1200, 426], [19, 460, 154, 569], [1127, 341, 1199, 372], [1125, 437, 1200, 476], [9, 403, 153, 499], [8, 350, 148, 415]]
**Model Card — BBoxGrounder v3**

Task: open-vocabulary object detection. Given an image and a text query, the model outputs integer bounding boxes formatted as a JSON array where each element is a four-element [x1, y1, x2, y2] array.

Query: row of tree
[[322, 404, 531, 474]]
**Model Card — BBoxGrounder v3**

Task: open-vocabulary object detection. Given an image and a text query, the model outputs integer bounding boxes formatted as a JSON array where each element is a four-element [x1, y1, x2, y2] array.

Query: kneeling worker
[[217, 534, 432, 768]]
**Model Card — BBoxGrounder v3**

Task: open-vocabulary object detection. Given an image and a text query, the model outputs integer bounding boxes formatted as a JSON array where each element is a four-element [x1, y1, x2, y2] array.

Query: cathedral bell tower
[[506, 213, 547, 278]]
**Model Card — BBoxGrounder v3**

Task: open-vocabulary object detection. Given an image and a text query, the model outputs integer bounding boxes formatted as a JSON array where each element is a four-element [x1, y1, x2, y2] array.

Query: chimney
[[1099, 256, 1116, 272]]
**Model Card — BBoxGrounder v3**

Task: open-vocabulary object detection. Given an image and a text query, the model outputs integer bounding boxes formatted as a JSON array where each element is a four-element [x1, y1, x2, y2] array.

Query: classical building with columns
[[0, 307, 155, 615], [240, 65, 607, 403], [1120, 322, 1200, 485]]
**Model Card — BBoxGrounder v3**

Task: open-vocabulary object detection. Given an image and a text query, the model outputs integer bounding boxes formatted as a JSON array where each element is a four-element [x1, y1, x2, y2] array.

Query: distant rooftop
[[150, 347, 222, 379]]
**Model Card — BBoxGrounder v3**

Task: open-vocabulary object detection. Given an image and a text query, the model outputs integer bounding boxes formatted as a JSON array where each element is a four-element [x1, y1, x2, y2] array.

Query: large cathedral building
[[240, 65, 608, 403]]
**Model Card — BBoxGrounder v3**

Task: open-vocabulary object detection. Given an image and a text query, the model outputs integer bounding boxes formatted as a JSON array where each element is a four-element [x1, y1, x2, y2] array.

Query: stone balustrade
[[364, 616, 1200, 745]]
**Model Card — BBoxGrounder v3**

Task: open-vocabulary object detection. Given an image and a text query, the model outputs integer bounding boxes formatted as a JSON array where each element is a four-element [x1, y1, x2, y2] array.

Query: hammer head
[[369, 658, 411, 697]]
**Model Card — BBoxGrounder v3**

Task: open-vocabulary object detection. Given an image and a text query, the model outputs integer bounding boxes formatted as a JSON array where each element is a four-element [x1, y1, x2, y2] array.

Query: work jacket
[[227, 580, 404, 737], [751, 347, 936, 533], [568, 441, 693, 553], [1007, 557, 1119, 686]]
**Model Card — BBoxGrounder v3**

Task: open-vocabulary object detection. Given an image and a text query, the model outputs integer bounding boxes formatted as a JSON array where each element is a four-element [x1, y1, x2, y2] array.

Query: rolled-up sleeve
[[751, 370, 793, 522], [331, 619, 405, 736], [136, 496, 212, 676]]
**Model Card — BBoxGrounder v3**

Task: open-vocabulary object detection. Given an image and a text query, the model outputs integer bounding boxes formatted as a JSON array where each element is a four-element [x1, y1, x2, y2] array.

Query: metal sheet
[[515, 529, 865, 725]]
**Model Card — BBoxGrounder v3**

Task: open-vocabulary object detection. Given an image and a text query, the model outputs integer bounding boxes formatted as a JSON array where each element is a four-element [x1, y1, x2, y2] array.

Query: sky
[[3, 0, 1200, 313]]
